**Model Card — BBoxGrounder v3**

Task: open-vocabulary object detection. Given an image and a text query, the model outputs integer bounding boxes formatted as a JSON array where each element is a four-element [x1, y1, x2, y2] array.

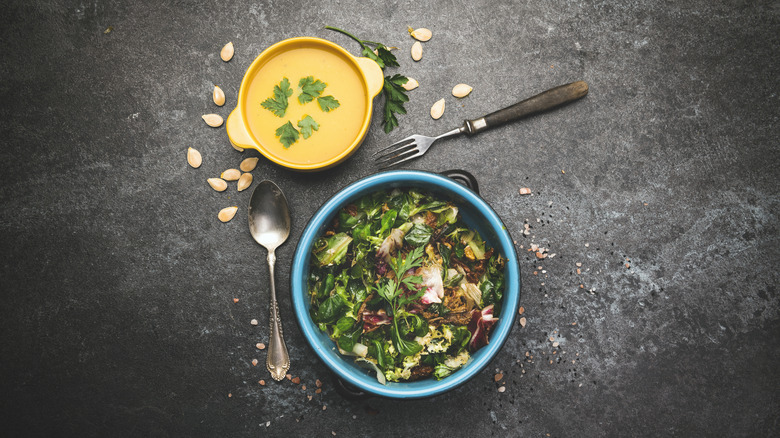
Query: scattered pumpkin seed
[[231, 143, 245, 152], [410, 28, 432, 42], [240, 157, 258, 172], [411, 41, 423, 61], [430, 98, 445, 119], [202, 114, 223, 127], [213, 86, 225, 106], [187, 147, 202, 168], [221, 168, 240, 181], [207, 178, 227, 192], [452, 83, 473, 98], [402, 77, 419, 91], [218, 206, 238, 222], [220, 42, 234, 62], [237, 173, 253, 192]]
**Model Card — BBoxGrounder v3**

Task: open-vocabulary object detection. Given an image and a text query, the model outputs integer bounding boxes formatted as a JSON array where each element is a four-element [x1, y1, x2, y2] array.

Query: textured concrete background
[[1, 0, 778, 436]]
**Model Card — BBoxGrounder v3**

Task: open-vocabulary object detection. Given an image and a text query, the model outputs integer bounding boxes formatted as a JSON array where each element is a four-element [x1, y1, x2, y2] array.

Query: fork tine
[[376, 149, 425, 169], [374, 144, 419, 165], [374, 143, 418, 162], [372, 135, 417, 156]]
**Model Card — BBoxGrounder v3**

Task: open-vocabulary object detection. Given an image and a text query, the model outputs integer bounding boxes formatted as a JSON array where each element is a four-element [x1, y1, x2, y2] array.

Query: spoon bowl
[[249, 181, 291, 249], [248, 180, 292, 381]]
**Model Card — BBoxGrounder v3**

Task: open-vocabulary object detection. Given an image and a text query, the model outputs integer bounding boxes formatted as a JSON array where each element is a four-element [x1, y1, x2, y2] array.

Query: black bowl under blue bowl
[[290, 170, 521, 399]]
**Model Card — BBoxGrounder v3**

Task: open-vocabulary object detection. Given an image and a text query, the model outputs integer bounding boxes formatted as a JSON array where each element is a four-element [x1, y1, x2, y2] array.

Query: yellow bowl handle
[[226, 107, 256, 151], [354, 57, 384, 98]]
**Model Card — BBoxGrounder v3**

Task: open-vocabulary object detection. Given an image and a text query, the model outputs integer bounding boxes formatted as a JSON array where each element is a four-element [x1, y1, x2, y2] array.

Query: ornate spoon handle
[[265, 250, 289, 380]]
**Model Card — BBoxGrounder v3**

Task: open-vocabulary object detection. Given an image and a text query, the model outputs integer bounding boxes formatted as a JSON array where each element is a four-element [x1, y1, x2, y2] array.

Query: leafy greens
[[307, 188, 506, 383]]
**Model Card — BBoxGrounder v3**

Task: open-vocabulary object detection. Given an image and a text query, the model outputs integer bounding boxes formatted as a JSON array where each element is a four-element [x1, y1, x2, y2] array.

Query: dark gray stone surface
[[1, 0, 778, 436]]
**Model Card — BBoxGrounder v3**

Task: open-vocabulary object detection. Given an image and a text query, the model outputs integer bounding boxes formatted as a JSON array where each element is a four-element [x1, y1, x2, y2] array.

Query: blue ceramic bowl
[[291, 170, 521, 399]]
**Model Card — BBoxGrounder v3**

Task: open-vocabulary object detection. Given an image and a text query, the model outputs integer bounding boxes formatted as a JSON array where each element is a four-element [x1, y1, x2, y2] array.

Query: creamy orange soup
[[245, 45, 368, 166]]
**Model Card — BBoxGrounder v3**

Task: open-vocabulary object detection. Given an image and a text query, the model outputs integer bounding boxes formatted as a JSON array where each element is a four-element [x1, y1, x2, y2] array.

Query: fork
[[374, 80, 589, 168]]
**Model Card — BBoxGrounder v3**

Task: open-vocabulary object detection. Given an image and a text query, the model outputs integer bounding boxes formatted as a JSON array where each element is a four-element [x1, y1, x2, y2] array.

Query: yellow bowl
[[226, 37, 384, 171]]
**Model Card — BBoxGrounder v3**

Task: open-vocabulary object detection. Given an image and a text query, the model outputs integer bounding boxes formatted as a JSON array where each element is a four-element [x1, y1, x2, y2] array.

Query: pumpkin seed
[[239, 157, 258, 172], [452, 83, 473, 98], [430, 98, 445, 119], [410, 28, 432, 42], [221, 168, 240, 181], [220, 42, 234, 62], [237, 172, 253, 192], [187, 147, 202, 168], [213, 86, 225, 106], [218, 206, 238, 222], [411, 41, 423, 61], [402, 77, 419, 91], [207, 178, 227, 192], [202, 114, 223, 127], [231, 143, 245, 152]]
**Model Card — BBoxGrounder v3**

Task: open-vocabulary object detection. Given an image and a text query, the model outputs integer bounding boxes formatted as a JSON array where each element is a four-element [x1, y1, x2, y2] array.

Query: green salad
[[307, 188, 505, 383]]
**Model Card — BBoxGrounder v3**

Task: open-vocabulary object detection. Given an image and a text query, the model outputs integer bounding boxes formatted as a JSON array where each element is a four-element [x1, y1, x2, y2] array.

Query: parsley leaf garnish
[[317, 95, 341, 112], [325, 26, 410, 133], [261, 78, 293, 117], [275, 121, 299, 148], [298, 76, 327, 104], [297, 115, 320, 139]]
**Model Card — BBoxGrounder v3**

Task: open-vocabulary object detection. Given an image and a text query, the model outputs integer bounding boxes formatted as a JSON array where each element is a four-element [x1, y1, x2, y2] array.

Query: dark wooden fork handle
[[463, 81, 588, 135]]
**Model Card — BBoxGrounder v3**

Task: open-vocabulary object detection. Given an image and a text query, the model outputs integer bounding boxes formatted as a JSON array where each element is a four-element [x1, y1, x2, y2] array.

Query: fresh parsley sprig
[[383, 74, 409, 133], [325, 26, 410, 133], [374, 246, 425, 356], [376, 246, 425, 307]]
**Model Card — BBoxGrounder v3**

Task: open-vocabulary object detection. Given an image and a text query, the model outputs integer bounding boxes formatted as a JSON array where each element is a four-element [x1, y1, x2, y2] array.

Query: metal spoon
[[248, 180, 291, 381]]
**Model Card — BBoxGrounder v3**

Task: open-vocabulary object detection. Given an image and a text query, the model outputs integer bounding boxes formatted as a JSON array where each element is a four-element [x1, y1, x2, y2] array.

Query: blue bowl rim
[[290, 170, 521, 399]]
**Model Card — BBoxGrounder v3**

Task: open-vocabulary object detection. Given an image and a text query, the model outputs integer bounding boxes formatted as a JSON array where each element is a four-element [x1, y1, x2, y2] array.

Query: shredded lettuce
[[313, 233, 353, 266]]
